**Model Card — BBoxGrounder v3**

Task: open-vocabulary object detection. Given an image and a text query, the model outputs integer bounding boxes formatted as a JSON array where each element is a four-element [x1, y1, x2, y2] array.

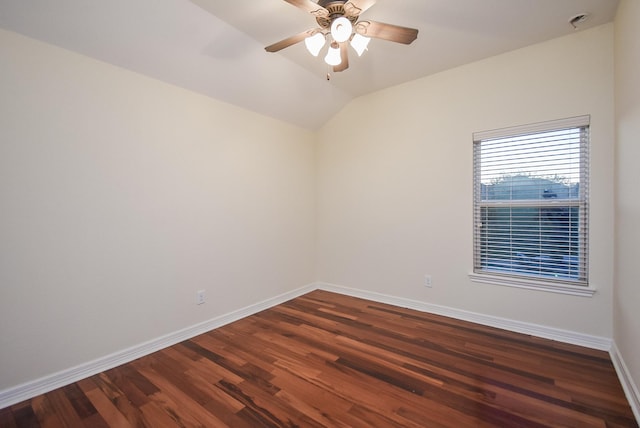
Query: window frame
[[469, 116, 595, 297]]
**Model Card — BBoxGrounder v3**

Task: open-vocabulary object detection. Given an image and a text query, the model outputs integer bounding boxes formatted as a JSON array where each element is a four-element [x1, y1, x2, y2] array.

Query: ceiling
[[0, 0, 619, 129]]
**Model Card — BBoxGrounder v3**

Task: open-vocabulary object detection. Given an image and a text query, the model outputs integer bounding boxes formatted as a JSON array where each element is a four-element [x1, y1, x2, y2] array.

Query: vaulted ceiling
[[0, 0, 619, 129]]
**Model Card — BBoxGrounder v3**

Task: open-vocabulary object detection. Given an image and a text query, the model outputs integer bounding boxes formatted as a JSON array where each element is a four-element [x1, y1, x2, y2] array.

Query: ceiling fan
[[266, 0, 418, 73]]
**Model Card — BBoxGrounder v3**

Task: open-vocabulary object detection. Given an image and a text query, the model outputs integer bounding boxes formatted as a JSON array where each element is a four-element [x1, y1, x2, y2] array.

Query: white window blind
[[473, 116, 589, 287]]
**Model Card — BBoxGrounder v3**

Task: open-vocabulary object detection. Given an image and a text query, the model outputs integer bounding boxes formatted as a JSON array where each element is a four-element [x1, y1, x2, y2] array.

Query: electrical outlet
[[424, 275, 432, 288], [196, 289, 206, 305]]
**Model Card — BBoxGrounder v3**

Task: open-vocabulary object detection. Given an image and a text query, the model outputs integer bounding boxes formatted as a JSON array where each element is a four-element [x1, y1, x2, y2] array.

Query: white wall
[[0, 29, 316, 390], [614, 0, 640, 400], [317, 25, 615, 337]]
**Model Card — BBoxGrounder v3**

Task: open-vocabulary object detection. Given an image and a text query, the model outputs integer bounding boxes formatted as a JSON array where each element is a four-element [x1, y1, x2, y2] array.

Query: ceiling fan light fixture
[[261, 0, 419, 74], [304, 32, 326, 56], [330, 17, 353, 43], [350, 33, 370, 56], [324, 42, 342, 66]]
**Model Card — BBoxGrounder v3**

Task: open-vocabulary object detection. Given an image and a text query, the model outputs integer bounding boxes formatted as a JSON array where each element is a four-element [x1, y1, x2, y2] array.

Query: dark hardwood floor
[[1, 290, 637, 427]]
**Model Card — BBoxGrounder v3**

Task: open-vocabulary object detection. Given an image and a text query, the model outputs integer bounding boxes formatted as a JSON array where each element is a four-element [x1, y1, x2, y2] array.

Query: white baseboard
[[0, 281, 624, 413], [610, 342, 640, 424], [316, 282, 613, 351], [0, 283, 316, 410]]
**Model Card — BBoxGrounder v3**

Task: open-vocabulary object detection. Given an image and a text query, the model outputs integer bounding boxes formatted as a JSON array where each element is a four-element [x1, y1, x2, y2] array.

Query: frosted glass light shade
[[304, 32, 326, 56], [350, 33, 370, 56], [324, 43, 342, 66], [330, 17, 352, 43]]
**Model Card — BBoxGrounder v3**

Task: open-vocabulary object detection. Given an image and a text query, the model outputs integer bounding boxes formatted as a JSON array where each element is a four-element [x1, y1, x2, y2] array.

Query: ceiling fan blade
[[343, 0, 376, 18], [333, 42, 349, 72], [283, 0, 329, 18], [355, 20, 418, 44], [265, 29, 315, 52]]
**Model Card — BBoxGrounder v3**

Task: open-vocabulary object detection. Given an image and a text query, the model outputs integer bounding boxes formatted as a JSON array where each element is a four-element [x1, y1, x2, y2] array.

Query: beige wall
[[0, 17, 631, 399], [317, 24, 615, 336], [614, 0, 640, 399], [0, 29, 316, 389]]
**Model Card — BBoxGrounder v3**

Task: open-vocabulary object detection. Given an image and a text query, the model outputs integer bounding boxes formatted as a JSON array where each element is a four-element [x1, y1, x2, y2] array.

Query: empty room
[[0, 0, 638, 426]]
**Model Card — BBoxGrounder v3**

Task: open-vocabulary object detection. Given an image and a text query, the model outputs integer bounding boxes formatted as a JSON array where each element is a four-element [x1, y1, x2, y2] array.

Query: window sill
[[468, 272, 596, 297]]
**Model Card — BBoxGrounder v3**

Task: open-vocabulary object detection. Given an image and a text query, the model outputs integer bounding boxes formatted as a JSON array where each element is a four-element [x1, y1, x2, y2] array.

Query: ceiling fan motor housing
[[316, 1, 358, 28]]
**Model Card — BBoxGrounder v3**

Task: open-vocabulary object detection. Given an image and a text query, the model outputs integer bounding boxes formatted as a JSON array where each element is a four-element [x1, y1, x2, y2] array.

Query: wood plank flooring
[[1, 290, 637, 427]]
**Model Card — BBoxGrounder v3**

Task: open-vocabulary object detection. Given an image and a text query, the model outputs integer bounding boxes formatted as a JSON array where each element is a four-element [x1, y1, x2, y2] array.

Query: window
[[471, 116, 592, 295]]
